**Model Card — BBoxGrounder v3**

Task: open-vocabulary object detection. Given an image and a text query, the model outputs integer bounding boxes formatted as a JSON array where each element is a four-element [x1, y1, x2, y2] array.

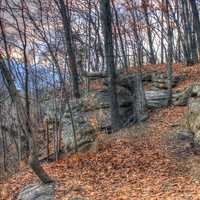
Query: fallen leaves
[[2, 122, 199, 200]]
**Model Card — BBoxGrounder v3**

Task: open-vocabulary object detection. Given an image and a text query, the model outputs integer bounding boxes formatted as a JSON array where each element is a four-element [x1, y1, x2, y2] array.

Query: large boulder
[[17, 183, 55, 200], [145, 90, 169, 108], [187, 98, 200, 145], [172, 91, 190, 106], [172, 84, 200, 106], [63, 109, 100, 152]]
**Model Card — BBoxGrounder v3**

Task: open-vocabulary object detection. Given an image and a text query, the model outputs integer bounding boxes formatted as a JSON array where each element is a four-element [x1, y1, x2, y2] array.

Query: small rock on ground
[[17, 183, 55, 200]]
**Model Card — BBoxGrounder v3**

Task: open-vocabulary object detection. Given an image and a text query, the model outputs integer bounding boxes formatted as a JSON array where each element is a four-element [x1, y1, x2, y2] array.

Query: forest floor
[[2, 63, 200, 200]]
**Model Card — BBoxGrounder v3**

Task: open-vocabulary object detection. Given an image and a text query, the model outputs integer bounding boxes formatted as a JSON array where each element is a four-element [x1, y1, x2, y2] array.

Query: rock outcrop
[[186, 98, 200, 145], [62, 73, 153, 152], [44, 72, 183, 152], [63, 75, 141, 151], [173, 84, 200, 106], [145, 90, 169, 108]]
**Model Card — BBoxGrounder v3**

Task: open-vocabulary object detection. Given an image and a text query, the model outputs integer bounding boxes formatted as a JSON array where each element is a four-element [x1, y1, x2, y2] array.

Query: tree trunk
[[112, 0, 128, 71], [100, 0, 122, 131], [142, 0, 156, 64], [165, 0, 173, 104], [161, 1, 164, 64], [189, 0, 200, 58], [56, 0, 80, 98], [184, 0, 198, 63], [181, 0, 194, 65]]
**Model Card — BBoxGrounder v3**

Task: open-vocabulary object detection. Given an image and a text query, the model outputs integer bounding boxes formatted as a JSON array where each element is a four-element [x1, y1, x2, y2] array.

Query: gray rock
[[172, 84, 200, 106], [177, 131, 194, 141], [172, 87, 192, 106], [145, 90, 169, 108], [187, 98, 200, 145], [188, 98, 200, 112], [17, 183, 55, 200], [63, 114, 96, 152]]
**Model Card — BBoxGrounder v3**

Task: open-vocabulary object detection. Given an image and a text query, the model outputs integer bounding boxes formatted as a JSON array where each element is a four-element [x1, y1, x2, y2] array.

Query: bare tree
[[100, 0, 122, 131], [55, 0, 80, 98], [142, 0, 156, 64], [0, 18, 52, 183], [164, 0, 173, 103]]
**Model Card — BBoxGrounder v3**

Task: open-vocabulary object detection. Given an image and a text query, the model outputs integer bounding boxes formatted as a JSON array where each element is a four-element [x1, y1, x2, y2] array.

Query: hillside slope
[[2, 63, 200, 200]]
